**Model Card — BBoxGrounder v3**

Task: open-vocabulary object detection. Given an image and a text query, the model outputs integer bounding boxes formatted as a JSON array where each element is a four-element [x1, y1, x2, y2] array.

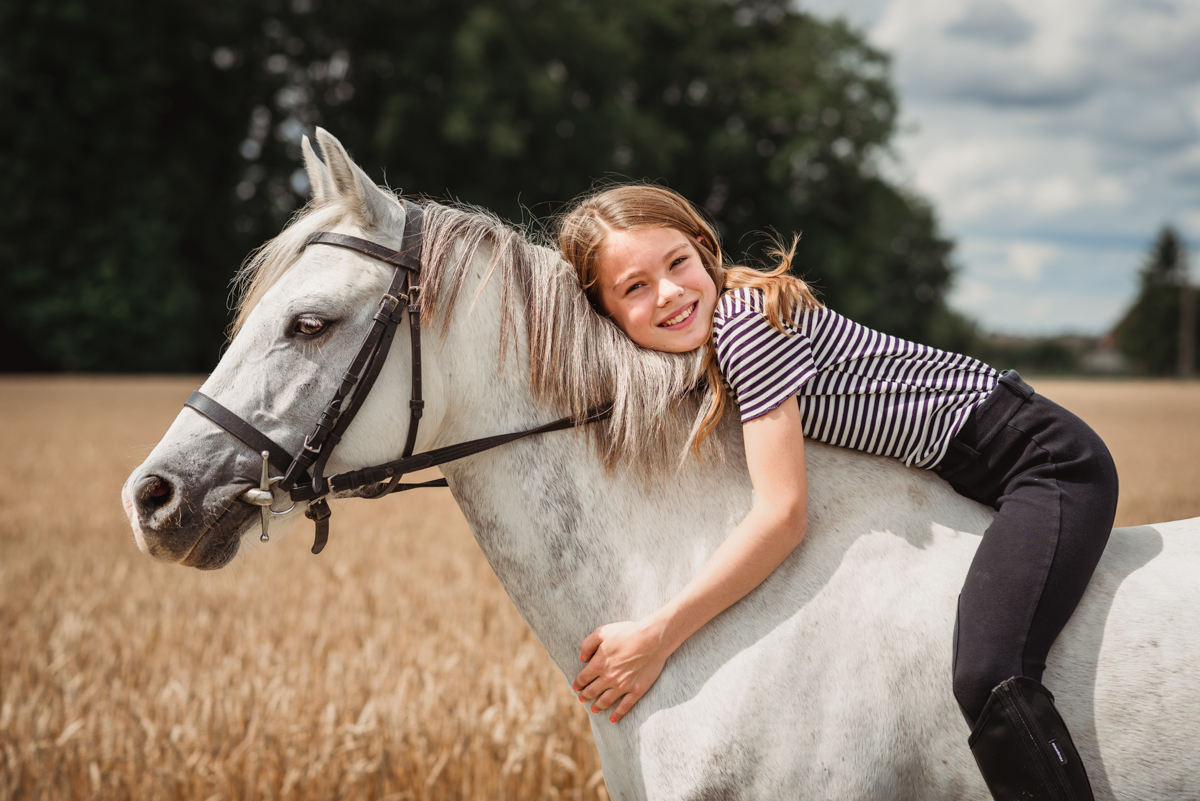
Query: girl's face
[[593, 226, 718, 353]]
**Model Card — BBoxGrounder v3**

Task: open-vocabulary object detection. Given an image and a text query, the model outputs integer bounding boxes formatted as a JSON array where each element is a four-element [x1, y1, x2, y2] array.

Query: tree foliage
[[1, 0, 968, 372], [0, 1, 268, 370], [1115, 226, 1196, 376]]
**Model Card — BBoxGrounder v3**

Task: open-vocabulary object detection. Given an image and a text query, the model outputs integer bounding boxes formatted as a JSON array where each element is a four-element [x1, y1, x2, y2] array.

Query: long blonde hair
[[558, 184, 822, 455]]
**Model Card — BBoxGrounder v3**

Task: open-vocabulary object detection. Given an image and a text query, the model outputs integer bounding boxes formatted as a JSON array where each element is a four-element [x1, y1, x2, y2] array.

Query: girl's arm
[[572, 396, 809, 722]]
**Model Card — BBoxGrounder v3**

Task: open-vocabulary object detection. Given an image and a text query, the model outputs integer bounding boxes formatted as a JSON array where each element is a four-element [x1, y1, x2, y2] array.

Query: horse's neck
[[421, 253, 750, 672], [441, 430, 755, 674]]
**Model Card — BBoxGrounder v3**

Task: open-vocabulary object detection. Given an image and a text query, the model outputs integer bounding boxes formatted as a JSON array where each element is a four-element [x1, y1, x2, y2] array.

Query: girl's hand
[[572, 401, 808, 726], [572, 619, 670, 723]]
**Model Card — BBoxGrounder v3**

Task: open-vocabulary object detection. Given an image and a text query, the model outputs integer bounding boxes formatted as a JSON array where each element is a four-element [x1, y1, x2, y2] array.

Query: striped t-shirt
[[712, 288, 999, 469]]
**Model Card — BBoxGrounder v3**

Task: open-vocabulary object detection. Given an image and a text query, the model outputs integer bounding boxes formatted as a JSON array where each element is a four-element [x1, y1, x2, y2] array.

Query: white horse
[[123, 129, 1200, 800]]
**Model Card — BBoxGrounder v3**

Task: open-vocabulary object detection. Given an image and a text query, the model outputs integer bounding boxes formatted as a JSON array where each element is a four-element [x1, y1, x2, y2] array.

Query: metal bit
[[239, 450, 274, 542], [257, 451, 270, 541]]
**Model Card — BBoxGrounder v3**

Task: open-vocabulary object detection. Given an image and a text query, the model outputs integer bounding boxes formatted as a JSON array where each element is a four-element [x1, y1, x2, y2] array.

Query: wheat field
[[1, 376, 1198, 800]]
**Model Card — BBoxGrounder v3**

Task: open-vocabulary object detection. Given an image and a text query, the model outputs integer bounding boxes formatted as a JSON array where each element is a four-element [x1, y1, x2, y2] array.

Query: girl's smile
[[660, 301, 697, 328], [594, 227, 718, 353]]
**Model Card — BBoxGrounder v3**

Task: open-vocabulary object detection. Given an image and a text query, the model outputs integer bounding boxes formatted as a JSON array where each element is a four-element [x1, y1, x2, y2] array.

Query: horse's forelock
[[230, 201, 353, 336]]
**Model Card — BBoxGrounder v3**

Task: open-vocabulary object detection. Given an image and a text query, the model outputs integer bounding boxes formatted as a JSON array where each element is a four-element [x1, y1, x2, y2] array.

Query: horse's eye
[[294, 316, 326, 337]]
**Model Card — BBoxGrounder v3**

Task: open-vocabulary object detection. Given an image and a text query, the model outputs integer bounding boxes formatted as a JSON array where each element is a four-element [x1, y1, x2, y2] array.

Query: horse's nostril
[[138, 475, 174, 511]]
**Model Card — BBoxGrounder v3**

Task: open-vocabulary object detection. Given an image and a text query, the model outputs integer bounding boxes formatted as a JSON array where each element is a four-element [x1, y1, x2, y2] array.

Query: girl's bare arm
[[572, 397, 809, 722]]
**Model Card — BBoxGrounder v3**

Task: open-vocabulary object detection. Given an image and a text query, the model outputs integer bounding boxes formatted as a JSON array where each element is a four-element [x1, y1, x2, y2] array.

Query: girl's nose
[[657, 278, 684, 305]]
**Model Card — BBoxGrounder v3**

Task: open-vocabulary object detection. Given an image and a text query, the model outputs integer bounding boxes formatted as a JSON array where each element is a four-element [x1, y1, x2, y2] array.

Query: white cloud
[[1184, 209, 1200, 242], [950, 235, 1143, 333], [801, 0, 1200, 334], [946, 0, 1033, 47], [950, 279, 995, 319], [1007, 242, 1056, 280]]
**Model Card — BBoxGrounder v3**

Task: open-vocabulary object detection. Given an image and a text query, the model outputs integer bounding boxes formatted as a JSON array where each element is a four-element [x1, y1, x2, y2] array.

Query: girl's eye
[[670, 256, 687, 268], [293, 316, 327, 337], [624, 282, 646, 296]]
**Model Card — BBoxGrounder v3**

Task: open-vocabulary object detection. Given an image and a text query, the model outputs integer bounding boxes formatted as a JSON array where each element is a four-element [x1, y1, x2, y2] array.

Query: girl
[[559, 185, 1117, 801]]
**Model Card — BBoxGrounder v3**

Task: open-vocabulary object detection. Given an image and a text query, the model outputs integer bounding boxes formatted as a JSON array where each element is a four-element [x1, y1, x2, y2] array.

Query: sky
[[798, 0, 1200, 335]]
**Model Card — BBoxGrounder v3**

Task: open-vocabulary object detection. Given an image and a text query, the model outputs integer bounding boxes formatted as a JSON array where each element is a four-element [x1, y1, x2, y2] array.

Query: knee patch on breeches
[[952, 598, 1028, 727]]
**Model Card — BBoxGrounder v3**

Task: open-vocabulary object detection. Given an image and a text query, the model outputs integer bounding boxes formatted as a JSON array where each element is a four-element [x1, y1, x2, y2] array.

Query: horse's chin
[[181, 502, 258, 570]]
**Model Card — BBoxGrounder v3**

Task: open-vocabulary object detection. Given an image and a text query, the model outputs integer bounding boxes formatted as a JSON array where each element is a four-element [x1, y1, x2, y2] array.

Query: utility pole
[[1181, 277, 1196, 378]]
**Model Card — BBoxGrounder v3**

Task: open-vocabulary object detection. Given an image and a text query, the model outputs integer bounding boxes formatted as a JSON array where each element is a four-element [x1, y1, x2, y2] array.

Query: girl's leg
[[946, 385, 1118, 723], [934, 372, 1118, 800]]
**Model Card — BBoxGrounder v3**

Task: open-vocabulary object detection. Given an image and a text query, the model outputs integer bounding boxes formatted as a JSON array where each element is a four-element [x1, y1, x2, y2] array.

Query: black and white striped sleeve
[[712, 292, 817, 422]]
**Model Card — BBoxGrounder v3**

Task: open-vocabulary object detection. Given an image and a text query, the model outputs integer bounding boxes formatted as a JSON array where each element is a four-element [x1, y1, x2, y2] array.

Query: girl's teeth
[[663, 305, 693, 326]]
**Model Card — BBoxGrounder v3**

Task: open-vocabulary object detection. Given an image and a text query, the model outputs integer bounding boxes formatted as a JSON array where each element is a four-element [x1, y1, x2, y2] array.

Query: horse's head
[[125, 127, 716, 570], [123, 130, 434, 569]]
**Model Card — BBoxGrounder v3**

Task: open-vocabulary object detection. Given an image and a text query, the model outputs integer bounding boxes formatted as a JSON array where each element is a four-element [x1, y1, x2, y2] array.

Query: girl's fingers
[[573, 657, 603, 693], [579, 629, 603, 662], [609, 692, 640, 723], [589, 688, 622, 713], [573, 630, 606, 692], [575, 676, 601, 702]]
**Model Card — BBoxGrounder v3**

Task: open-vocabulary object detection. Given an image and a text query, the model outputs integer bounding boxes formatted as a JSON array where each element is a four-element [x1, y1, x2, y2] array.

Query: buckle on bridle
[[302, 432, 323, 455], [375, 293, 407, 324]]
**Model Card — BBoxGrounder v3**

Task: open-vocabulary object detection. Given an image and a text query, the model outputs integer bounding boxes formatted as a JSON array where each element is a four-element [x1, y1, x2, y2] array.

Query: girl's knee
[[952, 664, 997, 727]]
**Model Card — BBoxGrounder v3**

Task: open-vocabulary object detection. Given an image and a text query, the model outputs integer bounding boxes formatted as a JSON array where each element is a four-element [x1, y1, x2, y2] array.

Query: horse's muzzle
[[122, 468, 258, 569]]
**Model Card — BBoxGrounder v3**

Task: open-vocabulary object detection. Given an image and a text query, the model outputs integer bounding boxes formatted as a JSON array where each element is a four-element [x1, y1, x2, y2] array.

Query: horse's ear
[[314, 127, 403, 232], [302, 135, 334, 204]]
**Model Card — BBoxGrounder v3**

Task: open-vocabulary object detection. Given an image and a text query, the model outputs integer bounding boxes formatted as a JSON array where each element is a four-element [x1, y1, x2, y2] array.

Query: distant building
[[1080, 335, 1129, 375]]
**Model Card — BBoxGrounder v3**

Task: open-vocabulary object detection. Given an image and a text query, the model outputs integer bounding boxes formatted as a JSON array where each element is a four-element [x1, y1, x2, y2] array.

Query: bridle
[[184, 200, 610, 554]]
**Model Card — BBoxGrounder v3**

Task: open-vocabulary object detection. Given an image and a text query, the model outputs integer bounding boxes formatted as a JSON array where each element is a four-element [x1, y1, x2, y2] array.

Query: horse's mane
[[231, 193, 727, 473]]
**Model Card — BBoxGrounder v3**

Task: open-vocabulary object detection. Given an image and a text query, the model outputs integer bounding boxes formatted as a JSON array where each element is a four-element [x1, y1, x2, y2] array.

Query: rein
[[185, 200, 610, 554]]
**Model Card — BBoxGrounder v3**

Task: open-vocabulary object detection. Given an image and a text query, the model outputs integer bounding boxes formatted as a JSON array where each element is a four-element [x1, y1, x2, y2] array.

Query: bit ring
[[267, 477, 297, 515]]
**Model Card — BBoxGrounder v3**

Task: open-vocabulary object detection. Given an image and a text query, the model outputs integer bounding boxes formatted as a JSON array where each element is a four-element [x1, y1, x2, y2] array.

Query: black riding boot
[[968, 677, 1095, 801]]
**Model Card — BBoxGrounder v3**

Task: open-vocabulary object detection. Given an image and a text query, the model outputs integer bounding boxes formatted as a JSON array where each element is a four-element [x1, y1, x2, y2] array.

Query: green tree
[[1115, 226, 1196, 376], [2, 0, 971, 371], [311, 0, 965, 347], [0, 0, 278, 370]]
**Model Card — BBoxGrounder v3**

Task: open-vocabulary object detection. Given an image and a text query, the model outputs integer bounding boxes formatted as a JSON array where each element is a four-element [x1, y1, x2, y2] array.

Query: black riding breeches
[[933, 370, 1119, 725]]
